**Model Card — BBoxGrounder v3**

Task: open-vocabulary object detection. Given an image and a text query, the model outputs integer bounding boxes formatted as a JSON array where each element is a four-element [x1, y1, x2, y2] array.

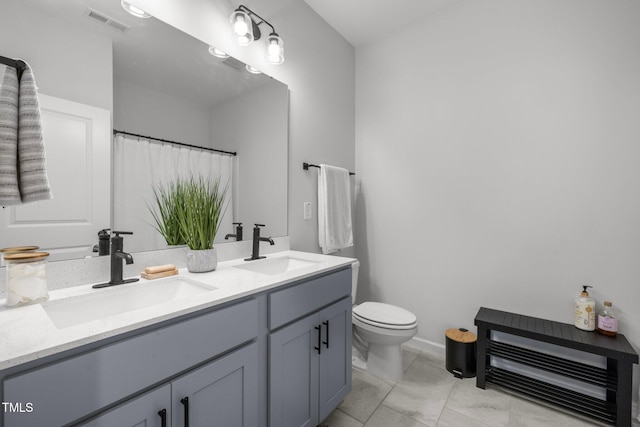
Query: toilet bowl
[[351, 261, 418, 381]]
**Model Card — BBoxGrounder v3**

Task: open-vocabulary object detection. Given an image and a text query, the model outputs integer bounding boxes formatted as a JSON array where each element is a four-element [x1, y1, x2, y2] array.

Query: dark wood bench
[[475, 307, 638, 426]]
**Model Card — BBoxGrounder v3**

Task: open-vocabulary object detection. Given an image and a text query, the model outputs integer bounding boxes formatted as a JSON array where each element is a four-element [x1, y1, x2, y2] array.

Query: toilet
[[350, 260, 418, 381]]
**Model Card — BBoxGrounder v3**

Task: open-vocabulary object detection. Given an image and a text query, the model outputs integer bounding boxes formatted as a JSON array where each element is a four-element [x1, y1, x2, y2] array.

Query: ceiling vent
[[84, 8, 130, 34]]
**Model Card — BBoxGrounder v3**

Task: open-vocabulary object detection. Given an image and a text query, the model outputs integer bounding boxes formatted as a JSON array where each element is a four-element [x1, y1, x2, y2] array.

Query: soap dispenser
[[575, 285, 596, 331]]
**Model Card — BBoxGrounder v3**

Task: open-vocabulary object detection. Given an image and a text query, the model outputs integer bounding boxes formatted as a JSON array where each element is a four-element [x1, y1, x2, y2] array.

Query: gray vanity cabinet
[[1, 265, 353, 427], [171, 342, 258, 426], [269, 312, 321, 427], [82, 343, 257, 427], [268, 268, 352, 427], [81, 384, 172, 427], [2, 299, 258, 427], [317, 298, 351, 421]]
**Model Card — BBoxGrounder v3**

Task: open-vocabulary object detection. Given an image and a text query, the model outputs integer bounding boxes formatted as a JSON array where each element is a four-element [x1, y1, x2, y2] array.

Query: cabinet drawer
[[3, 298, 257, 427], [268, 268, 350, 330]]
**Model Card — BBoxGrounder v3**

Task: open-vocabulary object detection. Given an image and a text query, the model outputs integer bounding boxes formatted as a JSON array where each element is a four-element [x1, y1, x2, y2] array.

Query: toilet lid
[[353, 302, 417, 327]]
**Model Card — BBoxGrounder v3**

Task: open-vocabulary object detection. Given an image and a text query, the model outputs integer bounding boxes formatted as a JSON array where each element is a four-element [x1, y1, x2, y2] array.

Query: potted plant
[[148, 180, 187, 247], [175, 175, 229, 272]]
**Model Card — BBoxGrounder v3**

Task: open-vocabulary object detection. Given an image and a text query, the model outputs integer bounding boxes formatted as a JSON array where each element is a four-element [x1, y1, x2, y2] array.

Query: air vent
[[85, 8, 130, 34], [222, 57, 246, 71]]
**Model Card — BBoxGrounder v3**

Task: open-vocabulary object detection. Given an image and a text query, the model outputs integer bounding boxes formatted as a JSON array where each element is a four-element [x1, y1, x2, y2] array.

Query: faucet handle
[[254, 224, 265, 228], [112, 231, 133, 236], [233, 222, 243, 226]]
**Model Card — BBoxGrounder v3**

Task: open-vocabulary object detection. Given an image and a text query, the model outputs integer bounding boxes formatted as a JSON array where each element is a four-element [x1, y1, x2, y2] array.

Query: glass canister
[[0, 246, 39, 267], [4, 251, 49, 307]]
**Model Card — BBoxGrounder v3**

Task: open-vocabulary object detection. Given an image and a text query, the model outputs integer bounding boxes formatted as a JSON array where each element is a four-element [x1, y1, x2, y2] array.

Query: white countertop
[[0, 250, 355, 371]]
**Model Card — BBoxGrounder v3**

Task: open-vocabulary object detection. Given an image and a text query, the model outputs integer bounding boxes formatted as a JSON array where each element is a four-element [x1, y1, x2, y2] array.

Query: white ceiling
[[303, 0, 459, 47]]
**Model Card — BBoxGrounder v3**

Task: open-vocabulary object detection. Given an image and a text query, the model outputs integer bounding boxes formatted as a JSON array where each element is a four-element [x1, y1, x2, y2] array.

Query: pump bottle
[[575, 285, 596, 331]]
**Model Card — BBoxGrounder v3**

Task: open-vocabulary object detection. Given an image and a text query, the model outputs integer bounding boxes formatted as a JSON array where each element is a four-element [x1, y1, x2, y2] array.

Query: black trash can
[[445, 328, 477, 378]]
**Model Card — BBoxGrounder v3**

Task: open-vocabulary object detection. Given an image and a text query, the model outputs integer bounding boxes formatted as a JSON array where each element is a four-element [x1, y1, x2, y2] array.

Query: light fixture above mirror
[[120, 0, 151, 19], [208, 46, 230, 59], [229, 5, 284, 65]]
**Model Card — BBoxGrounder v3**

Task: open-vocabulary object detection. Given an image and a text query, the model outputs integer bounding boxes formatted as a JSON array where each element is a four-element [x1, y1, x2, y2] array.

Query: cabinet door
[[269, 314, 320, 427], [80, 384, 171, 427], [318, 298, 352, 421], [172, 342, 258, 427]]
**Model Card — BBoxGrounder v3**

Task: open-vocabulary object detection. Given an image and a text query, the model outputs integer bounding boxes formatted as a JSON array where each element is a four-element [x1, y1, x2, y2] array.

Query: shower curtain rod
[[113, 129, 237, 156], [303, 162, 355, 175]]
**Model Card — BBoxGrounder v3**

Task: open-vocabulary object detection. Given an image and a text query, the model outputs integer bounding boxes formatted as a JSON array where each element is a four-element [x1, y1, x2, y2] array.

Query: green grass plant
[[174, 176, 229, 250], [148, 180, 186, 246]]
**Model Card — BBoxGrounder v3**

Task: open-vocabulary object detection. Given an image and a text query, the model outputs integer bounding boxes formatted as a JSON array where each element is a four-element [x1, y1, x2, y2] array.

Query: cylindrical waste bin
[[445, 328, 477, 378]]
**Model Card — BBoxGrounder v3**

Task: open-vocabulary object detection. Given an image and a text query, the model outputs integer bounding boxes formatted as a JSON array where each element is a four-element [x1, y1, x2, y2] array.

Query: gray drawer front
[[3, 298, 257, 427], [268, 268, 351, 330]]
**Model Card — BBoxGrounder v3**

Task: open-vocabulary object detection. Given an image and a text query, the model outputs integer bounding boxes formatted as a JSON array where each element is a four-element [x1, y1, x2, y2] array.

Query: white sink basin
[[42, 277, 217, 329], [234, 256, 320, 276]]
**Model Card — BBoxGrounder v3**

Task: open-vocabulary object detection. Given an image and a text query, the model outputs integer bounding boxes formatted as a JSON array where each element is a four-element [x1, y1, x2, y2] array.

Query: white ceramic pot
[[186, 247, 218, 273]]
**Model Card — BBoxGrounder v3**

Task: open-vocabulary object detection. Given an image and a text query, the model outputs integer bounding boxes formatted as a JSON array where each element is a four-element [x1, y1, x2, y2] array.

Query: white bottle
[[575, 285, 596, 331]]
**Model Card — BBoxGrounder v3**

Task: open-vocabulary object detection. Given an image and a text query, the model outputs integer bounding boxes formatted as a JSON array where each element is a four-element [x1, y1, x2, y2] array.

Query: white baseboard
[[403, 336, 446, 358]]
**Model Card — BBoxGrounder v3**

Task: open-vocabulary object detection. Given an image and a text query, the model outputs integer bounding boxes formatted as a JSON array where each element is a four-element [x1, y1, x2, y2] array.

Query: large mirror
[[0, 0, 288, 261]]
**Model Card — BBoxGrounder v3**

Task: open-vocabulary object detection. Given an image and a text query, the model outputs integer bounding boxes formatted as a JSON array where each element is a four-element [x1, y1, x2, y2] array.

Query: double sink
[[40, 255, 319, 329]]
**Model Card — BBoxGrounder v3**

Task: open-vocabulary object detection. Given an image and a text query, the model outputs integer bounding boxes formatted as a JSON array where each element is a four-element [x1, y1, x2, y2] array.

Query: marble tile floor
[[321, 349, 640, 427]]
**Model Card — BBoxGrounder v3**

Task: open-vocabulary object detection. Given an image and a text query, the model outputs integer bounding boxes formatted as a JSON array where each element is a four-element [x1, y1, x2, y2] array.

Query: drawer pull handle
[[158, 408, 167, 427], [181, 397, 190, 427], [323, 320, 330, 349], [314, 325, 322, 354]]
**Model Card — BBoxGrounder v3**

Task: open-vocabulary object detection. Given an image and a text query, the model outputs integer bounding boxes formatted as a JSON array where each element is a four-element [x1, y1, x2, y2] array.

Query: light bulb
[[233, 16, 248, 36], [230, 10, 254, 45], [266, 33, 284, 65]]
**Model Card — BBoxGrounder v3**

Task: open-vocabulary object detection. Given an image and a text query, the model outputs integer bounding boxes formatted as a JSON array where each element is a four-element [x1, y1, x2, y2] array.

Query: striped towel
[[0, 64, 20, 204], [0, 62, 52, 205]]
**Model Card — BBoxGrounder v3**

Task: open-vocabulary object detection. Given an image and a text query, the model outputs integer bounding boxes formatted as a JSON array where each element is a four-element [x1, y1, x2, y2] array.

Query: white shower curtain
[[112, 134, 234, 253]]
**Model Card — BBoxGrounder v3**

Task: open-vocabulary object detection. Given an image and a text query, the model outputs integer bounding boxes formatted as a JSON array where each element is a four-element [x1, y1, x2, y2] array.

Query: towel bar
[[303, 162, 355, 175]]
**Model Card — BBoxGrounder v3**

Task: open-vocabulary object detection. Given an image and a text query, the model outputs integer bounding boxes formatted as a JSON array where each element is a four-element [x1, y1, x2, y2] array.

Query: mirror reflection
[[0, 0, 289, 261]]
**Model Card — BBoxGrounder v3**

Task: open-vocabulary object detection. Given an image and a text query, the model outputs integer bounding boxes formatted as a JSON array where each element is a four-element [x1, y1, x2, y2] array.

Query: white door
[[0, 94, 111, 261]]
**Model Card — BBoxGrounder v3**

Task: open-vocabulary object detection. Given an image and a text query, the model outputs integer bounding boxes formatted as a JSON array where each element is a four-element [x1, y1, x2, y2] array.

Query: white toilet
[[350, 261, 418, 381]]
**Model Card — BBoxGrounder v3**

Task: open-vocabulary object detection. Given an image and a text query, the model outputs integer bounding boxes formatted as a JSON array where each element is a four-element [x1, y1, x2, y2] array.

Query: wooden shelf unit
[[475, 307, 638, 426]]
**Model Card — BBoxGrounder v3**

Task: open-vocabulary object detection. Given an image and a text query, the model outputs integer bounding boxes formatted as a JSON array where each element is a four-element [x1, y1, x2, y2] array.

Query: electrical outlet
[[303, 202, 312, 220]]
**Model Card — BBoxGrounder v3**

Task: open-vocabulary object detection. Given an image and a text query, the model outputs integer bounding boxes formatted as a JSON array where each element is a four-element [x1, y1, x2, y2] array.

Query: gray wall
[[355, 0, 640, 392], [0, 1, 112, 112]]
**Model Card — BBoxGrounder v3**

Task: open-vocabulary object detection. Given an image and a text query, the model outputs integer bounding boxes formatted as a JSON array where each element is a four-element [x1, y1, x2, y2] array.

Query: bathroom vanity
[[0, 251, 353, 427]]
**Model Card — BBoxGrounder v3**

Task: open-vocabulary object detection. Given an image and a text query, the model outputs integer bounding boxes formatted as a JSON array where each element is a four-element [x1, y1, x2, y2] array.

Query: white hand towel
[[318, 164, 353, 254]]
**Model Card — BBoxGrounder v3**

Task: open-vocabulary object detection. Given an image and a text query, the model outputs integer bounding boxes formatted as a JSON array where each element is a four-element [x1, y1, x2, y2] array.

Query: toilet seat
[[353, 302, 417, 330]]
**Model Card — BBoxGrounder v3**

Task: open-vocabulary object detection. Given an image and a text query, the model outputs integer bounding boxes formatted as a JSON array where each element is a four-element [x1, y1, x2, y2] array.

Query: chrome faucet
[[245, 224, 274, 261], [93, 231, 140, 288], [225, 222, 243, 241]]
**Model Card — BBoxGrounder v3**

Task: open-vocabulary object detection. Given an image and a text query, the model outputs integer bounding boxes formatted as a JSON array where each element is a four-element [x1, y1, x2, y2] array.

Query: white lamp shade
[[266, 33, 284, 65], [230, 10, 254, 45]]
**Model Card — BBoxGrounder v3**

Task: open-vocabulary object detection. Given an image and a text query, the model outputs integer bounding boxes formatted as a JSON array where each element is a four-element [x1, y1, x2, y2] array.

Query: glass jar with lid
[[0, 246, 39, 267], [4, 251, 49, 307]]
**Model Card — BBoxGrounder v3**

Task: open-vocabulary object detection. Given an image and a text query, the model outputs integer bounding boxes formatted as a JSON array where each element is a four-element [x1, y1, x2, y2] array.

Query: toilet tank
[[351, 260, 360, 304]]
